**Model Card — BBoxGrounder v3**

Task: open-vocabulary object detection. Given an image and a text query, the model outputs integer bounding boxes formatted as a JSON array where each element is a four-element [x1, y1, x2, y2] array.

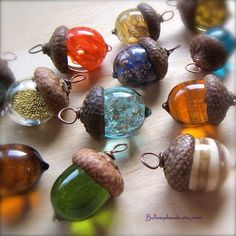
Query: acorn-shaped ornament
[[173, 0, 229, 32], [112, 3, 174, 45], [4, 67, 83, 126], [0, 144, 49, 197], [51, 144, 126, 221], [187, 27, 236, 72], [141, 134, 234, 192], [113, 37, 180, 86], [29, 26, 110, 73], [58, 86, 151, 139], [162, 74, 236, 126]]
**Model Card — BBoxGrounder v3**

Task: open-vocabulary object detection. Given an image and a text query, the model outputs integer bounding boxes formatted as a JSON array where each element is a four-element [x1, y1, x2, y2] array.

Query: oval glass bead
[[51, 164, 110, 221], [114, 9, 150, 45], [206, 27, 236, 56], [0, 144, 49, 197], [113, 45, 156, 86], [67, 27, 109, 71], [5, 79, 53, 126], [104, 87, 150, 138]]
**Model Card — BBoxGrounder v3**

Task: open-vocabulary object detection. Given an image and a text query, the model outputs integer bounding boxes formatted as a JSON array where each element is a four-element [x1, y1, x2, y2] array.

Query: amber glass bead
[[164, 80, 208, 125], [67, 27, 109, 71], [0, 144, 49, 197], [114, 9, 149, 45], [195, 0, 229, 32]]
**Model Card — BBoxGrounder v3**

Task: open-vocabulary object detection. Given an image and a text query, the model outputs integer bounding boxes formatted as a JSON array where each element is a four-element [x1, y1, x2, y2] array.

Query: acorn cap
[[204, 74, 236, 125], [137, 3, 162, 40], [0, 58, 15, 89], [162, 134, 195, 192], [190, 34, 228, 71], [72, 149, 124, 197], [139, 37, 168, 81], [33, 67, 69, 115], [42, 26, 69, 73], [177, 0, 197, 32], [79, 86, 104, 140]]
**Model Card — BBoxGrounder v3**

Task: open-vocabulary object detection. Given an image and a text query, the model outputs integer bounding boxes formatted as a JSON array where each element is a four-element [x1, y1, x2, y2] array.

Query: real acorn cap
[[79, 86, 104, 139], [139, 37, 180, 81], [42, 26, 69, 73], [137, 3, 162, 40], [72, 148, 124, 197], [33, 67, 70, 115], [190, 34, 228, 71]]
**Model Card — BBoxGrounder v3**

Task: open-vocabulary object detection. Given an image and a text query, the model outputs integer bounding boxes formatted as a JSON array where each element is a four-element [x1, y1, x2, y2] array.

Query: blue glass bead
[[213, 63, 232, 80], [113, 45, 156, 86], [104, 87, 151, 138], [206, 27, 236, 56]]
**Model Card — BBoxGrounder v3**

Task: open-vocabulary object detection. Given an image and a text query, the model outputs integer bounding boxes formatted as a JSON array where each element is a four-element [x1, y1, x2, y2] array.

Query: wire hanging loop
[[140, 152, 164, 169], [104, 143, 129, 160], [161, 10, 175, 22], [166, 0, 177, 7], [166, 44, 181, 56], [185, 62, 202, 73], [28, 44, 44, 54], [1, 52, 17, 61], [57, 107, 81, 124]]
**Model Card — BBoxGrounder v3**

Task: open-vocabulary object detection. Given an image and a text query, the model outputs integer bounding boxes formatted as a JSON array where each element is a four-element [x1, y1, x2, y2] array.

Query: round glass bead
[[66, 27, 109, 71], [5, 79, 53, 126], [113, 45, 156, 86], [104, 87, 150, 138], [206, 27, 236, 56], [114, 9, 150, 45], [51, 164, 110, 221]]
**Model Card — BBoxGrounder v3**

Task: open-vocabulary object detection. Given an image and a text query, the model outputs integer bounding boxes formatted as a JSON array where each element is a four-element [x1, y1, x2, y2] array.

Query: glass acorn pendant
[[4, 67, 84, 126], [0, 144, 49, 197], [187, 27, 236, 72], [58, 86, 151, 139], [175, 0, 229, 32], [141, 134, 234, 192], [112, 3, 174, 45], [162, 74, 236, 126], [113, 37, 180, 86], [51, 144, 126, 221], [29, 26, 110, 73]]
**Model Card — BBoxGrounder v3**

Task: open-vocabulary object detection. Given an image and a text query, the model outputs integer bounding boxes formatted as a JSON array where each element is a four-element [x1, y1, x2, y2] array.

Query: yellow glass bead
[[195, 0, 229, 32], [114, 9, 150, 45]]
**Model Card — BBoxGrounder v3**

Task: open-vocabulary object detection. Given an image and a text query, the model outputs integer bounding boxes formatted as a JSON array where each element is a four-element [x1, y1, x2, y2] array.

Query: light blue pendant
[[104, 87, 151, 138]]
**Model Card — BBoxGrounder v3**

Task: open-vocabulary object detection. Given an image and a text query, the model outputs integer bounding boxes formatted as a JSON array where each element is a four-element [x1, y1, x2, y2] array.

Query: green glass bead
[[51, 164, 111, 221]]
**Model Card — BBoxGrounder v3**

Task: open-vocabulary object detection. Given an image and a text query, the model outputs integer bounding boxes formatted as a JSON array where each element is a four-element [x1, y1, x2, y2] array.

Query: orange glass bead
[[163, 80, 208, 125], [67, 27, 109, 71]]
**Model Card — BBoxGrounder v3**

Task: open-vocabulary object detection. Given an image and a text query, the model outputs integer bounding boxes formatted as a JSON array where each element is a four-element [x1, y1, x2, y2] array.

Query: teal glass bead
[[104, 87, 151, 138], [206, 27, 236, 56], [51, 164, 111, 221]]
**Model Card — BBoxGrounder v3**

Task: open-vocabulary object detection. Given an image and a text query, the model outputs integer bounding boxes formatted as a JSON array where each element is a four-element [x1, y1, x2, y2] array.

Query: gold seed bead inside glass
[[115, 9, 150, 45]]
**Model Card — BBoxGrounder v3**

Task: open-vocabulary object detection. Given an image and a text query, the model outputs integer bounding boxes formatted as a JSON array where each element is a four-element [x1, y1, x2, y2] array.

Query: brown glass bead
[[0, 144, 49, 197]]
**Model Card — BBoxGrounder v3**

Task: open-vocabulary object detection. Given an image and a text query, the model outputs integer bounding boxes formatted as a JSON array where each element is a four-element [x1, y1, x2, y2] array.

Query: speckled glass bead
[[206, 28, 236, 56], [114, 9, 149, 45], [113, 45, 156, 86], [51, 164, 110, 221], [104, 87, 150, 138]]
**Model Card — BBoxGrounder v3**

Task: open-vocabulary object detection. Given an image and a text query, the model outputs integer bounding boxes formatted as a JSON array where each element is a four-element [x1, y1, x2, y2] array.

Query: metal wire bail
[[57, 107, 80, 124], [166, 0, 177, 7], [105, 143, 129, 160], [161, 10, 175, 22], [185, 62, 202, 73], [140, 152, 164, 169], [1, 51, 17, 61], [28, 44, 44, 54]]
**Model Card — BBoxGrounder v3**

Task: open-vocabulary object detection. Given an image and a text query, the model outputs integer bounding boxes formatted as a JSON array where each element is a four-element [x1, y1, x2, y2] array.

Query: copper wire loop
[[166, 0, 177, 7], [166, 44, 181, 56], [140, 152, 163, 169], [57, 107, 80, 124], [104, 143, 128, 160], [185, 62, 202, 73], [1, 52, 17, 61], [28, 44, 44, 54], [70, 73, 87, 83], [161, 10, 175, 22]]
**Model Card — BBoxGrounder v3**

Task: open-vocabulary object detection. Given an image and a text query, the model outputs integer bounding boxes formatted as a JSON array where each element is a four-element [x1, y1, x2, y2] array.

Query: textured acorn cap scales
[[72, 149, 124, 197], [34, 67, 69, 115], [162, 134, 195, 192], [42, 26, 69, 73], [137, 3, 162, 40], [139, 37, 169, 81], [190, 34, 228, 71], [79, 86, 104, 140], [205, 74, 236, 125]]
